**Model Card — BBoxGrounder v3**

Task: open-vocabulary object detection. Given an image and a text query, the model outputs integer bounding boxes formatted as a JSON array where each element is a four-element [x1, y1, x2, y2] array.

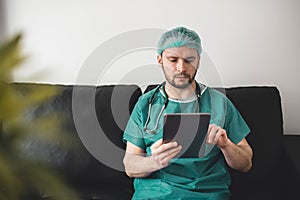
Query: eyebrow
[[185, 56, 197, 60], [166, 55, 197, 60]]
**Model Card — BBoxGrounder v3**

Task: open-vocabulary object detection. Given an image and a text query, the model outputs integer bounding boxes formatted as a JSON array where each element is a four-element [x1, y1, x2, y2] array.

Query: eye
[[169, 58, 178, 63], [185, 58, 196, 63]]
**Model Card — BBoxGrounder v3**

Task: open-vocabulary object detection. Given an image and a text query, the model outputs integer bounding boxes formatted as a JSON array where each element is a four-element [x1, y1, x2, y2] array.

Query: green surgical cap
[[157, 27, 202, 55]]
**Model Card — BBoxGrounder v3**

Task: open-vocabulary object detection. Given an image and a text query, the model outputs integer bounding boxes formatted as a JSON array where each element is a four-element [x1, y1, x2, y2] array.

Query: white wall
[[0, 0, 6, 41], [3, 0, 300, 134]]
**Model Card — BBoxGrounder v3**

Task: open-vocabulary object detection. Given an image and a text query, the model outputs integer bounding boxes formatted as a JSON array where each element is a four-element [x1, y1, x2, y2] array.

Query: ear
[[157, 54, 162, 65]]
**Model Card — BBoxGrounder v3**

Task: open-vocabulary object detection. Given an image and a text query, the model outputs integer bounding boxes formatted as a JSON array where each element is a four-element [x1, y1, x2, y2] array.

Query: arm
[[123, 139, 182, 178], [207, 124, 253, 172]]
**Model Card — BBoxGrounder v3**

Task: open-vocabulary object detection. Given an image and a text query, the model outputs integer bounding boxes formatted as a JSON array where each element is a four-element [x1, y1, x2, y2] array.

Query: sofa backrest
[[3, 83, 142, 199], [2, 83, 285, 199], [225, 87, 284, 199]]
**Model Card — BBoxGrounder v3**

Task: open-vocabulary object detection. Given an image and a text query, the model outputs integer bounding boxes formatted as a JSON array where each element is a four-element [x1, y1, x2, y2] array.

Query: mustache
[[174, 73, 190, 78]]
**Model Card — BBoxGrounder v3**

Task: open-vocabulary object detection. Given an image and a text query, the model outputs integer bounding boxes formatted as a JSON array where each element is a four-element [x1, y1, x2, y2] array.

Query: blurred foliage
[[0, 34, 80, 200]]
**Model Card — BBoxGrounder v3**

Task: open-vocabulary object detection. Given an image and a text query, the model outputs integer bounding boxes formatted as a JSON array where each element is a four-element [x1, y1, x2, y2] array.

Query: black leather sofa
[[1, 82, 299, 200]]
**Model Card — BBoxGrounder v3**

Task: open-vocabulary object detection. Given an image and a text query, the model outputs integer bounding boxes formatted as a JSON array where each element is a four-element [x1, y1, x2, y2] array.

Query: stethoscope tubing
[[143, 82, 205, 134]]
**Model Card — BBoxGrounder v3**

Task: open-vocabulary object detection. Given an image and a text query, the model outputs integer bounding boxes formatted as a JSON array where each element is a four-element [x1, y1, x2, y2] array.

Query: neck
[[165, 81, 197, 100]]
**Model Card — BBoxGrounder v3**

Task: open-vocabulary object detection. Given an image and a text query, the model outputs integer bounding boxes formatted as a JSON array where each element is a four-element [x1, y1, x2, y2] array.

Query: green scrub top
[[123, 83, 250, 200]]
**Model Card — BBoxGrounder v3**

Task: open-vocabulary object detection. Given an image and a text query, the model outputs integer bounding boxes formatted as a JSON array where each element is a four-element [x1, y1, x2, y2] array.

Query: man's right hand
[[150, 139, 182, 169], [123, 139, 182, 178]]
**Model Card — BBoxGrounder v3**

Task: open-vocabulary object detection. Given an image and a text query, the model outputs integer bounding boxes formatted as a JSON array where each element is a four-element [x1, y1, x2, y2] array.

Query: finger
[[207, 127, 217, 143], [207, 124, 214, 134], [160, 145, 182, 163], [152, 141, 178, 157], [158, 141, 178, 152], [159, 145, 182, 160], [151, 139, 163, 150], [153, 143, 180, 160], [213, 129, 221, 144], [214, 129, 227, 146], [207, 125, 220, 144], [152, 145, 181, 168], [207, 133, 216, 144]]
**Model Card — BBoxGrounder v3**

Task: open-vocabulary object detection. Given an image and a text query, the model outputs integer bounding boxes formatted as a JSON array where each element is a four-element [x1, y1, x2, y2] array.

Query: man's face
[[157, 46, 200, 89]]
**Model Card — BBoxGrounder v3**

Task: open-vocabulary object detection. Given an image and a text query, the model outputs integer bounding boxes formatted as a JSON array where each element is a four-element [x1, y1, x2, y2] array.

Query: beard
[[162, 65, 197, 89]]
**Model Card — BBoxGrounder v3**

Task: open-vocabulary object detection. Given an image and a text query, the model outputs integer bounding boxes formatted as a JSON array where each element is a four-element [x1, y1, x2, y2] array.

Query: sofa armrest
[[283, 135, 300, 199]]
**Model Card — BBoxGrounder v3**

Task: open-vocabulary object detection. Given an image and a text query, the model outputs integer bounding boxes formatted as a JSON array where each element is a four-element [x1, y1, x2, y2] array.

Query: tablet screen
[[163, 113, 210, 158]]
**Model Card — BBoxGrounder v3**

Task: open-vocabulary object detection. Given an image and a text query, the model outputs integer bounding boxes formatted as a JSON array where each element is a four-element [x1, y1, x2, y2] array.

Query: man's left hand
[[206, 124, 229, 148]]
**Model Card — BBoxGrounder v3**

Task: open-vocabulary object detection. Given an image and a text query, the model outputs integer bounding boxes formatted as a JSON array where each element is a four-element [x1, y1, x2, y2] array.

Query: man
[[123, 27, 253, 200]]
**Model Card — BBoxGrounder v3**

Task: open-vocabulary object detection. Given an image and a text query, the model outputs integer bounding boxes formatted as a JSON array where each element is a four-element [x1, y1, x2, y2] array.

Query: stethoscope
[[143, 81, 206, 134]]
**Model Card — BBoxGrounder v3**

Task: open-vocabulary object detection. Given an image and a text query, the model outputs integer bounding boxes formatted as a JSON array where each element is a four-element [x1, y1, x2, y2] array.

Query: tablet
[[163, 113, 211, 158]]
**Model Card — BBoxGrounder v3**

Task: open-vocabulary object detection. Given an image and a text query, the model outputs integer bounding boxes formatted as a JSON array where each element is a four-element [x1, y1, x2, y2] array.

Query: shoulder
[[137, 86, 157, 104], [141, 86, 158, 99], [201, 85, 239, 113], [133, 85, 160, 110], [202, 85, 228, 102]]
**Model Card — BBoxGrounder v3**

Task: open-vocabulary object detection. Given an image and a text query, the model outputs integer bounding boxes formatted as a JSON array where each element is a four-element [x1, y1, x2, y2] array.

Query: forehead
[[163, 46, 198, 58]]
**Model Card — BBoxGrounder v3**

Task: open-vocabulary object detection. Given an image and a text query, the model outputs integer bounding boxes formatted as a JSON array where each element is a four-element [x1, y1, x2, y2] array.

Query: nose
[[176, 59, 185, 73]]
